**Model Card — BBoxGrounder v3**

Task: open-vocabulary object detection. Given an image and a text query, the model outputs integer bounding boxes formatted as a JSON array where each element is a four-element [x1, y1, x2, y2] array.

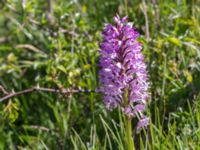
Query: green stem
[[123, 88, 135, 150], [125, 116, 135, 150]]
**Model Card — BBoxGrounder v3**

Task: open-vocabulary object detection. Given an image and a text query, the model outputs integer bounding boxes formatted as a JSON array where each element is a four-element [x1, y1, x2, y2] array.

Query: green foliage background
[[0, 0, 200, 149]]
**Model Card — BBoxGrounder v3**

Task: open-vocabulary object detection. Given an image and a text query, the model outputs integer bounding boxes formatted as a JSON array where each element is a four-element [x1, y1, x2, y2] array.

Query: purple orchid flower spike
[[99, 15, 150, 133]]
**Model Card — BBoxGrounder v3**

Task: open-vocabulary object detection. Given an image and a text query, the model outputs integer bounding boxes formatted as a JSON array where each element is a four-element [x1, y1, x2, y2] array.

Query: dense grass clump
[[0, 0, 200, 149]]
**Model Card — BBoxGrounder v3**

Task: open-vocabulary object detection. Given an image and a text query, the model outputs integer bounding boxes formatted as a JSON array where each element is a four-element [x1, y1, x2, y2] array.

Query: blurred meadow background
[[0, 0, 200, 149]]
